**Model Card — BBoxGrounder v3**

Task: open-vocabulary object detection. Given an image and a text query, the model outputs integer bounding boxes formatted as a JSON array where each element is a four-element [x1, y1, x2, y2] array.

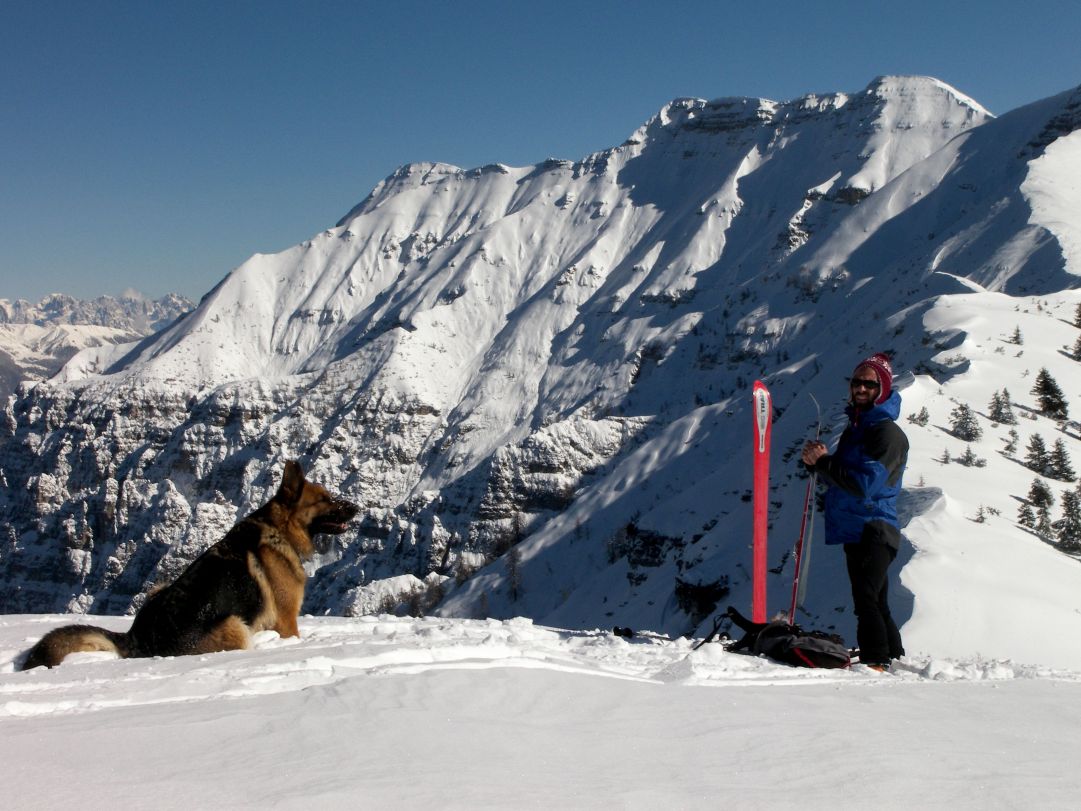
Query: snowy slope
[[2, 77, 1081, 672], [3, 614, 1081, 810]]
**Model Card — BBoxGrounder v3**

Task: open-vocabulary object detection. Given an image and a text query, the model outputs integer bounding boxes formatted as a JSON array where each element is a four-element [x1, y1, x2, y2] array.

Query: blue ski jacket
[[811, 390, 909, 548]]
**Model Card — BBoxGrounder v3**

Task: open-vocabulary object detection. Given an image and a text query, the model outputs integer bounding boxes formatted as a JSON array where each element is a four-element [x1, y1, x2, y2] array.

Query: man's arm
[[809, 422, 908, 497]]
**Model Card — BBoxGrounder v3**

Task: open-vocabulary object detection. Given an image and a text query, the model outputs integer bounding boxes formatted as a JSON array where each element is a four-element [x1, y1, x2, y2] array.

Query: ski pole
[[795, 474, 817, 609], [788, 393, 820, 623]]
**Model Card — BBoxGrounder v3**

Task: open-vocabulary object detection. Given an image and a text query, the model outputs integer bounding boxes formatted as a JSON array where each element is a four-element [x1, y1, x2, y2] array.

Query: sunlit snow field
[[3, 614, 1081, 810]]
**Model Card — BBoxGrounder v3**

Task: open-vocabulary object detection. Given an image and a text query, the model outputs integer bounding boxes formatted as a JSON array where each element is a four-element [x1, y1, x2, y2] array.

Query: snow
[[1023, 130, 1081, 274], [890, 292, 1081, 668], [0, 323, 135, 368], [3, 613, 1081, 809]]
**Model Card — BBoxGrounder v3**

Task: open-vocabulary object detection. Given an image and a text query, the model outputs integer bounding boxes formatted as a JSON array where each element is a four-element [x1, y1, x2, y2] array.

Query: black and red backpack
[[724, 605, 851, 669]]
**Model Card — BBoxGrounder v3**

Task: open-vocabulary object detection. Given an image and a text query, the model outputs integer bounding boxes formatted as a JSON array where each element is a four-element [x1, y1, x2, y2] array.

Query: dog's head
[[274, 460, 359, 555]]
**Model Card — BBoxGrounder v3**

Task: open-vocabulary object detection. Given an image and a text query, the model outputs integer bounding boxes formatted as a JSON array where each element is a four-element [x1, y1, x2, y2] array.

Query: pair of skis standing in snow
[[744, 353, 909, 670]]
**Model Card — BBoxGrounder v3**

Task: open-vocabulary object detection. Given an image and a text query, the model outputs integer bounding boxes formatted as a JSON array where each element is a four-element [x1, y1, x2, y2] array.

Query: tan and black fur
[[20, 460, 358, 670]]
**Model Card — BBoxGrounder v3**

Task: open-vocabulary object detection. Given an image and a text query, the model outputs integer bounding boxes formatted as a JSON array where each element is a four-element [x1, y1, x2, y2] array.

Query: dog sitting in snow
[[20, 461, 357, 670]]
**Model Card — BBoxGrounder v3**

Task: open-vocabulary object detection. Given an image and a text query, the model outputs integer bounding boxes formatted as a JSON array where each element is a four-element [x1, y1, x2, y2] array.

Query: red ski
[[751, 381, 772, 623]]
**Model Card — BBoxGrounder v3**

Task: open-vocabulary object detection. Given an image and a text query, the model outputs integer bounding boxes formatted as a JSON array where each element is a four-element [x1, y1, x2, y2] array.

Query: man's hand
[[802, 440, 828, 466]]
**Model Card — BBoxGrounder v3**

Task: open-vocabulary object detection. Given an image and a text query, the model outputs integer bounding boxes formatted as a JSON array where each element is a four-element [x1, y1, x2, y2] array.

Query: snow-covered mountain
[[0, 292, 192, 332], [2, 76, 1080, 668], [0, 293, 193, 400]]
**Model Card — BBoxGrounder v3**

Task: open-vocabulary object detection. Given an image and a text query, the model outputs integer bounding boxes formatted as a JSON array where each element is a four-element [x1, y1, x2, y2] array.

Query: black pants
[[844, 538, 904, 664]]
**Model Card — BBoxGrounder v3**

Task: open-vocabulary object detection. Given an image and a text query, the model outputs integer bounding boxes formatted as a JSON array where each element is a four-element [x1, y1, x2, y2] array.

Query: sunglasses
[[850, 377, 880, 390]]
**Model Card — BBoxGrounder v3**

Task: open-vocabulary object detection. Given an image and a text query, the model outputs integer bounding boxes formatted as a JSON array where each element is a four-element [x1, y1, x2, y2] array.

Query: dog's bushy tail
[[20, 625, 130, 671]]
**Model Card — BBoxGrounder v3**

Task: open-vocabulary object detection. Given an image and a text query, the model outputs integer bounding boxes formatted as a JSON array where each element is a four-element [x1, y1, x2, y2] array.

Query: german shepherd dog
[[20, 460, 358, 670]]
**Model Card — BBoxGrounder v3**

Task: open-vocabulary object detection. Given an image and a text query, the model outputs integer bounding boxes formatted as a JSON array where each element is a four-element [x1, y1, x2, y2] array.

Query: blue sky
[[2, 0, 1079, 302]]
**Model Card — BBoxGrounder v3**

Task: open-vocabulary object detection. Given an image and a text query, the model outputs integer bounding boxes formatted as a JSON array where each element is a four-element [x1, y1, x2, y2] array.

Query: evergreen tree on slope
[[1025, 433, 1050, 475], [1049, 438, 1077, 483], [1028, 477, 1056, 539], [1032, 368, 1069, 420], [949, 402, 982, 441], [988, 389, 1017, 425], [1056, 490, 1081, 553]]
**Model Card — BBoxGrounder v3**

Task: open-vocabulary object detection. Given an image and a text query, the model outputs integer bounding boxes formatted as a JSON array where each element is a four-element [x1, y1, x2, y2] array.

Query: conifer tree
[[1028, 477, 1055, 510], [958, 446, 984, 467], [949, 402, 982, 441], [1072, 332, 1081, 361], [1010, 325, 1023, 345], [1027, 476, 1055, 538], [1075, 302, 1081, 329], [1049, 438, 1077, 482], [1025, 433, 1050, 474], [1031, 368, 1069, 420], [907, 406, 930, 427], [1056, 490, 1081, 553], [988, 389, 1017, 425], [1036, 503, 1055, 539], [1018, 501, 1037, 529]]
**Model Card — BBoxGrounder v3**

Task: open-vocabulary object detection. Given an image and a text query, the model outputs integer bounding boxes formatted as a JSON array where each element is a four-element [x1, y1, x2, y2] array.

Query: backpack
[[723, 606, 851, 669]]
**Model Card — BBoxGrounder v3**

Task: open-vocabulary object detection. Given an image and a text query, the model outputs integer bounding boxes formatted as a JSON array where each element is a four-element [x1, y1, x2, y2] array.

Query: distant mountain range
[[0, 294, 193, 400], [2, 76, 1080, 668]]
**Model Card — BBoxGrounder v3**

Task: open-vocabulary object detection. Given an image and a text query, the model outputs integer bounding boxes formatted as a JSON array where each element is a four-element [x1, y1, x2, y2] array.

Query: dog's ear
[[277, 460, 306, 504]]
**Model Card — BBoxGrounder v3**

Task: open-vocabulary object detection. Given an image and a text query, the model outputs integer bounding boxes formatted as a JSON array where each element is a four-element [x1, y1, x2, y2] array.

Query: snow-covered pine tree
[[949, 402, 982, 441], [1071, 332, 1081, 361], [1074, 301, 1081, 329], [1028, 477, 1055, 510], [988, 389, 1017, 425], [1049, 438, 1077, 482], [1037, 505, 1055, 538], [1031, 368, 1069, 420], [1025, 433, 1050, 474], [907, 406, 930, 426], [958, 446, 985, 467], [1010, 325, 1024, 345], [1055, 490, 1081, 553], [1018, 501, 1037, 529]]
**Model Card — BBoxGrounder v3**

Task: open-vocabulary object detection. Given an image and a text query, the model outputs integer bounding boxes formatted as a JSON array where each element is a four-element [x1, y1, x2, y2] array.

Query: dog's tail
[[19, 624, 130, 671]]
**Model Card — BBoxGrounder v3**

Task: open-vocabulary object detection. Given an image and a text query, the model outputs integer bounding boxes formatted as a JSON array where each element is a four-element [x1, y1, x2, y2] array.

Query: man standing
[[801, 353, 909, 671]]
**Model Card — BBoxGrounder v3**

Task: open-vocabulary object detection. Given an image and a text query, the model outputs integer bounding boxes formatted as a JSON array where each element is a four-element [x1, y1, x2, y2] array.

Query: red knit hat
[[853, 352, 893, 405]]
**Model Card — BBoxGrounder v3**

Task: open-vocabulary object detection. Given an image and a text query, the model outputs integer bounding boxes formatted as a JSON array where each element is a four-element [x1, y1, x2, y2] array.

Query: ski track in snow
[[2, 614, 1077, 720]]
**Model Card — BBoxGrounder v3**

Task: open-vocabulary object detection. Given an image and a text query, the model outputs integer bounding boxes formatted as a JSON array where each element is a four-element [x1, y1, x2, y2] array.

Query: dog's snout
[[333, 499, 359, 520]]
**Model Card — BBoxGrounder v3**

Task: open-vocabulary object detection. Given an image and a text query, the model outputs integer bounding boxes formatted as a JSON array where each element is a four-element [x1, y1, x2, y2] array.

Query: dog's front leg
[[271, 580, 302, 638]]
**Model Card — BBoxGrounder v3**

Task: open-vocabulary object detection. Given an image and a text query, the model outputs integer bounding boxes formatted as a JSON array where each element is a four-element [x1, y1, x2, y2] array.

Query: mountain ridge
[[0, 292, 193, 401]]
